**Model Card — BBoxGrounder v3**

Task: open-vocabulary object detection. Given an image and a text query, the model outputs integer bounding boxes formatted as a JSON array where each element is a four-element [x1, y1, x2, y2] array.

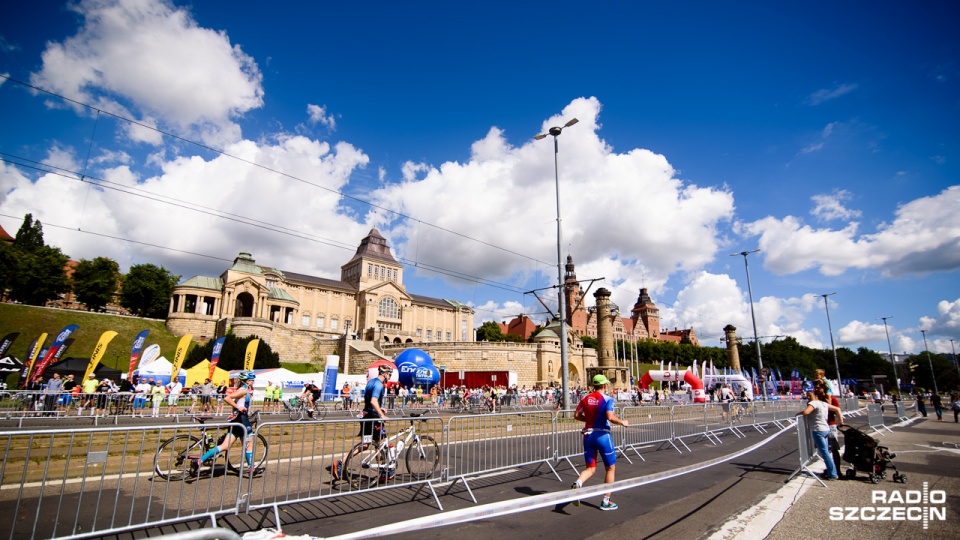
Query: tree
[[475, 321, 505, 342], [121, 263, 180, 318], [183, 333, 280, 371], [72, 257, 120, 312], [0, 241, 19, 301], [7, 244, 71, 305], [13, 214, 44, 253]]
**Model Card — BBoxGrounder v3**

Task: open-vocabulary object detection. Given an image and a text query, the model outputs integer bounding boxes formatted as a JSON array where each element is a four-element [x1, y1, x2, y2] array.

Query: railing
[[0, 398, 870, 539]]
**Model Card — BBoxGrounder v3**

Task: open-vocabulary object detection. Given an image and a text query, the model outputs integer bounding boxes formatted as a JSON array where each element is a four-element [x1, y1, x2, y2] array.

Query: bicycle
[[108, 394, 132, 416], [285, 396, 327, 420], [153, 412, 268, 480], [339, 412, 440, 490]]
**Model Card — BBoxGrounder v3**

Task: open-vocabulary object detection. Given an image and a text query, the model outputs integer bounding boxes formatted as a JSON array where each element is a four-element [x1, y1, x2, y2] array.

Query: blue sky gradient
[[1, 1, 958, 360]]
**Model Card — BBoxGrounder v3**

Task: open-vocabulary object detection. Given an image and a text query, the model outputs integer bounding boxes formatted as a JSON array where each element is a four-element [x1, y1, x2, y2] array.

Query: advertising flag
[[244, 338, 260, 371], [29, 324, 79, 383], [208, 336, 226, 379], [0, 332, 19, 358], [139, 344, 161, 367], [126, 330, 150, 382], [19, 333, 46, 387], [170, 334, 192, 380], [83, 331, 119, 381]]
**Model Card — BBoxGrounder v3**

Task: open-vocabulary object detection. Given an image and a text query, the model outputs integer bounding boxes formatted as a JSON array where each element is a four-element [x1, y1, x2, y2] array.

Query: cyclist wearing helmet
[[332, 365, 393, 482], [192, 371, 263, 476], [299, 381, 323, 418]]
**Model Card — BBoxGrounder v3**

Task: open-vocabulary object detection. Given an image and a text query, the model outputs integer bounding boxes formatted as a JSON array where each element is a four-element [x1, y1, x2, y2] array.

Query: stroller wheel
[[870, 474, 880, 484], [894, 473, 907, 483], [880, 471, 887, 479]]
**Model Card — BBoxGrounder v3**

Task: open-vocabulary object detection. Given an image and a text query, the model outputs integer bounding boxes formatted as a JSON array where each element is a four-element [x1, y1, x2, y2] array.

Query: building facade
[[165, 229, 475, 363]]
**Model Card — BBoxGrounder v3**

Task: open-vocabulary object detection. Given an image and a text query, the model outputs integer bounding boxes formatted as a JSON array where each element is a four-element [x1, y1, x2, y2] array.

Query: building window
[[379, 297, 399, 319], [367, 264, 372, 277], [301, 314, 310, 326], [426, 329, 432, 341], [461, 320, 467, 341], [416, 328, 422, 338], [331, 318, 339, 330], [317, 316, 325, 328], [375, 266, 379, 278], [446, 331, 452, 341]]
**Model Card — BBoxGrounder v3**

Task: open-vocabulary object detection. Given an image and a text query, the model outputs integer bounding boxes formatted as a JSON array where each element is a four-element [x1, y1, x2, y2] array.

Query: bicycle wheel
[[225, 432, 269, 474], [289, 405, 304, 421], [341, 442, 383, 490], [314, 403, 327, 420], [154, 434, 201, 480], [404, 435, 439, 479]]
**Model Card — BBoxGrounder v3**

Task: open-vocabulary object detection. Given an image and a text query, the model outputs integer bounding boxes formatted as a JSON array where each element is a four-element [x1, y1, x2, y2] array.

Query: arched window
[[331, 318, 339, 330], [378, 297, 399, 319]]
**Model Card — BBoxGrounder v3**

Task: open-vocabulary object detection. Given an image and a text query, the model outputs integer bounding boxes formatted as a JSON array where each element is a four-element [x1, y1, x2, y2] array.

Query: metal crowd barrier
[[866, 403, 892, 436], [1, 397, 806, 539], [785, 414, 822, 485], [444, 410, 558, 502]]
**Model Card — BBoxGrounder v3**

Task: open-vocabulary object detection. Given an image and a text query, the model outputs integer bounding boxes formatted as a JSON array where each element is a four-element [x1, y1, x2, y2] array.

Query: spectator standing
[[151, 381, 164, 417], [916, 392, 927, 417], [216, 381, 228, 414], [351, 382, 362, 410], [931, 392, 944, 421], [188, 383, 200, 413], [950, 394, 959, 423], [134, 378, 151, 417], [42, 373, 63, 414], [60, 374, 77, 411], [166, 378, 182, 416], [796, 388, 843, 480], [570, 374, 629, 510], [79, 374, 99, 415], [264, 382, 276, 413], [201, 379, 215, 413], [95, 378, 111, 416]]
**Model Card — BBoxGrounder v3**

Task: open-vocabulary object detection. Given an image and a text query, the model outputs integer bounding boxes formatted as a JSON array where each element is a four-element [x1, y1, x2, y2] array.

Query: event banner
[[29, 324, 79, 383], [19, 333, 47, 388], [208, 336, 226, 379], [138, 344, 161, 367], [170, 334, 192, 379], [83, 330, 118, 381], [0, 332, 19, 358], [244, 338, 260, 371], [126, 329, 150, 382]]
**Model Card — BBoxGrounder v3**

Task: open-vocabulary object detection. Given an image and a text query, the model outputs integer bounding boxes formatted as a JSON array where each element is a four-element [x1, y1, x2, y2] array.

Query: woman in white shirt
[[796, 388, 844, 480]]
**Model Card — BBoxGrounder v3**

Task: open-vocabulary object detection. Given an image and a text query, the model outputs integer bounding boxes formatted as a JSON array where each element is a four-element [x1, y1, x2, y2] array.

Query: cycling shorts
[[358, 417, 385, 442], [228, 411, 253, 439]]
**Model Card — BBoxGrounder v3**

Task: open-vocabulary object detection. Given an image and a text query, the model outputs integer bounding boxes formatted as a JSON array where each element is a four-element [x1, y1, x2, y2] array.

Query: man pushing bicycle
[[333, 365, 392, 482]]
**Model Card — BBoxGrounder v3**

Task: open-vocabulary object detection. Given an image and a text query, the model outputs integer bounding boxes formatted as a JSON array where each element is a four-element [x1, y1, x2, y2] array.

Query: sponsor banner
[[170, 334, 192, 380], [83, 331, 119, 381], [126, 330, 150, 382], [208, 336, 226, 379], [19, 333, 47, 388], [29, 325, 79, 383], [244, 338, 260, 371]]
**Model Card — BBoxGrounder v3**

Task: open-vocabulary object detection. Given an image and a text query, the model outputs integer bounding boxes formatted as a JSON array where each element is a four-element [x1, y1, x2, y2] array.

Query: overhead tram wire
[[0, 74, 553, 270]]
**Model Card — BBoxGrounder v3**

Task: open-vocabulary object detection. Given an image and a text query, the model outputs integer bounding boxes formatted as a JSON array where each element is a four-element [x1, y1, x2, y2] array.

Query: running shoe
[[571, 481, 581, 507], [379, 470, 396, 483], [600, 500, 618, 511]]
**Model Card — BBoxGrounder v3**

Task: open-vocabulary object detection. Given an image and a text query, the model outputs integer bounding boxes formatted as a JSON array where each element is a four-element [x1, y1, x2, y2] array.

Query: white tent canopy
[[133, 356, 186, 386]]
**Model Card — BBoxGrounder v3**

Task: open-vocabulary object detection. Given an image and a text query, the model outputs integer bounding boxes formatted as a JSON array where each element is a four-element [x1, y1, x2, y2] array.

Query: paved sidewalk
[[711, 415, 960, 539]]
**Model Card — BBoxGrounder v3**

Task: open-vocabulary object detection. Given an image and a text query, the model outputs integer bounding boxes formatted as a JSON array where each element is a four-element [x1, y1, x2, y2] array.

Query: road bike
[[153, 412, 268, 480], [338, 412, 440, 490], [456, 394, 496, 414], [108, 394, 133, 416], [285, 396, 327, 420]]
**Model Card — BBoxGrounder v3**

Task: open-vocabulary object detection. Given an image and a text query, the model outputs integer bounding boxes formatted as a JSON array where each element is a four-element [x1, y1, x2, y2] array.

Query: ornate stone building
[[165, 229, 475, 363]]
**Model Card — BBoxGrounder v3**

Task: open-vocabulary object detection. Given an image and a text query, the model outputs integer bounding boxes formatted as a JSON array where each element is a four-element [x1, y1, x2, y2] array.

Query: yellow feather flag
[[22, 332, 48, 383], [170, 334, 192, 380], [83, 330, 119, 380], [244, 338, 260, 371]]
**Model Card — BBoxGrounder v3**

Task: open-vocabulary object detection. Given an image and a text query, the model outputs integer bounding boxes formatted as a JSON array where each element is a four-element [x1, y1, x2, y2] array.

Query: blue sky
[[1, 0, 958, 359]]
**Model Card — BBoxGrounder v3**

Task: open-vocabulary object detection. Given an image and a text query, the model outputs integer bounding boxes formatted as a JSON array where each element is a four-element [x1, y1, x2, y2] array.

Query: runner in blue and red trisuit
[[570, 373, 629, 511]]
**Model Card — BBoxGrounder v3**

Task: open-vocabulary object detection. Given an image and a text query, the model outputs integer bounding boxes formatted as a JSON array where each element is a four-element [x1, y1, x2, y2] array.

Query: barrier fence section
[[0, 421, 249, 540], [785, 414, 822, 486], [443, 411, 558, 501], [866, 403, 892, 436], [618, 405, 674, 456], [1, 400, 804, 539]]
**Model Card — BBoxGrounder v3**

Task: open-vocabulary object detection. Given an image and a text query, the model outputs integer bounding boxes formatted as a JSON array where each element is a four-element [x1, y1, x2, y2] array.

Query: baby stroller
[[839, 425, 906, 484]]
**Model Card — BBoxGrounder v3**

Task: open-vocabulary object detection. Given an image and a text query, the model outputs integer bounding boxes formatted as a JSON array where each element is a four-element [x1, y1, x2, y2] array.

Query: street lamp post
[[951, 339, 960, 381], [879, 317, 901, 395], [535, 117, 578, 410], [920, 329, 938, 395], [820, 293, 842, 391], [731, 249, 766, 400]]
